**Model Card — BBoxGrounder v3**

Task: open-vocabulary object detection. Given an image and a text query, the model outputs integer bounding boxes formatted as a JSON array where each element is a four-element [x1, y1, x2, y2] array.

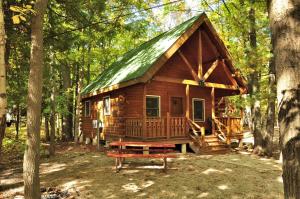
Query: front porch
[[103, 114, 244, 145]]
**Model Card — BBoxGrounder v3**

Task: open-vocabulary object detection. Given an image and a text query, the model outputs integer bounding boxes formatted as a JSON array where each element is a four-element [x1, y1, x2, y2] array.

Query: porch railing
[[103, 116, 242, 141], [124, 116, 187, 139], [214, 116, 243, 143], [125, 118, 143, 137], [169, 117, 187, 138]]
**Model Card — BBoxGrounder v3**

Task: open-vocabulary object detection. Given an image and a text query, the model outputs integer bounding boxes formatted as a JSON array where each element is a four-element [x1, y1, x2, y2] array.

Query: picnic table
[[107, 141, 177, 172]]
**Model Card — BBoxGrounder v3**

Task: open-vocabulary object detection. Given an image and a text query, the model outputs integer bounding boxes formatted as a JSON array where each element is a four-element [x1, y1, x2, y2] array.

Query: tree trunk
[[61, 64, 73, 141], [86, 44, 91, 85], [49, 88, 55, 156], [49, 55, 56, 156], [44, 116, 50, 141], [74, 63, 82, 143], [262, 52, 276, 156], [15, 103, 20, 140], [248, 0, 263, 153], [23, 0, 48, 198], [0, 0, 6, 159], [268, 0, 300, 198]]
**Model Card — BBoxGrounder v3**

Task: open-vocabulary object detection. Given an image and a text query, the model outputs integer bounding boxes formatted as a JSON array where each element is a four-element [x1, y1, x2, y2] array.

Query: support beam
[[198, 31, 203, 79], [142, 84, 147, 139], [181, 144, 187, 154], [186, 84, 190, 118], [203, 60, 219, 80], [166, 112, 170, 139], [211, 87, 215, 135], [153, 76, 239, 90], [178, 50, 200, 82], [220, 60, 238, 88], [143, 146, 149, 155]]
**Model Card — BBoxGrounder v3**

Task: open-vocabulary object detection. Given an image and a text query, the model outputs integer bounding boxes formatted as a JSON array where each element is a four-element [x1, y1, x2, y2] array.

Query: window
[[103, 96, 110, 115], [84, 101, 91, 117], [192, 98, 205, 121], [170, 97, 183, 116], [146, 96, 160, 117]]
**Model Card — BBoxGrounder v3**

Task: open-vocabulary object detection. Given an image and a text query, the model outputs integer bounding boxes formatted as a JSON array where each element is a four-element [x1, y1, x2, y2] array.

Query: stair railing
[[213, 118, 227, 143], [186, 118, 206, 147]]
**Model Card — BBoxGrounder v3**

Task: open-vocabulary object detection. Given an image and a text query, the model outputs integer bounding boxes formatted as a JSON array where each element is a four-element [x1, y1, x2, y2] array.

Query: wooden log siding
[[103, 117, 123, 136]]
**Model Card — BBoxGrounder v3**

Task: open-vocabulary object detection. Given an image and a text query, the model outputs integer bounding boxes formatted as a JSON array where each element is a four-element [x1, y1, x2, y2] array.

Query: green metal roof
[[81, 14, 201, 95]]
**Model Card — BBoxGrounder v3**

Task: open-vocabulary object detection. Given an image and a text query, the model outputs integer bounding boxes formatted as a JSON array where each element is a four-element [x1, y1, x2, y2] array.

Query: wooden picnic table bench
[[107, 141, 177, 172]]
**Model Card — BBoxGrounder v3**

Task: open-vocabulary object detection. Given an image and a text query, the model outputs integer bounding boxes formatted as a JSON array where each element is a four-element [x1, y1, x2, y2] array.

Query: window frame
[[146, 95, 161, 118], [170, 96, 184, 117], [192, 98, 205, 122], [103, 96, 111, 116], [84, 100, 91, 117]]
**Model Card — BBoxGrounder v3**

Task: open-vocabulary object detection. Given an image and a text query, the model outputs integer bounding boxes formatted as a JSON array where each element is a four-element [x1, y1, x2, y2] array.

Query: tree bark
[[61, 64, 73, 141], [0, 0, 6, 159], [74, 63, 82, 143], [248, 0, 263, 153], [268, 0, 300, 198], [15, 103, 20, 140], [23, 0, 48, 198], [49, 54, 56, 156], [44, 116, 50, 141], [262, 52, 276, 156], [49, 88, 55, 156], [86, 44, 91, 85]]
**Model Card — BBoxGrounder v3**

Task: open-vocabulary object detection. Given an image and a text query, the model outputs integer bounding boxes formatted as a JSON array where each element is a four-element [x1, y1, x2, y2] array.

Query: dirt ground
[[0, 143, 284, 199]]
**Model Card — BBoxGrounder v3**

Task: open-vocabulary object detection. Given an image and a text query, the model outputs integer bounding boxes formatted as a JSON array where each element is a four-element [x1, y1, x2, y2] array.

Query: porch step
[[188, 134, 230, 154]]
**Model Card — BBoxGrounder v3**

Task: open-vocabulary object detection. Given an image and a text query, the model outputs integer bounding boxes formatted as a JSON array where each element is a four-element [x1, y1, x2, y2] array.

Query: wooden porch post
[[227, 116, 231, 145], [186, 84, 190, 118], [166, 112, 170, 139], [142, 84, 147, 140], [211, 87, 215, 135]]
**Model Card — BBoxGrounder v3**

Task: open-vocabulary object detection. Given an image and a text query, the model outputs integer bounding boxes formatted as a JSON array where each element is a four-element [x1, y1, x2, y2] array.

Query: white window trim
[[192, 98, 205, 122], [103, 96, 111, 116], [84, 100, 91, 117], [146, 95, 161, 117]]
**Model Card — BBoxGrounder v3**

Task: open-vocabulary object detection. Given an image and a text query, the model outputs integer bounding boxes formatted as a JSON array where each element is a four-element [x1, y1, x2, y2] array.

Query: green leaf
[[12, 15, 20, 24], [25, 5, 32, 9]]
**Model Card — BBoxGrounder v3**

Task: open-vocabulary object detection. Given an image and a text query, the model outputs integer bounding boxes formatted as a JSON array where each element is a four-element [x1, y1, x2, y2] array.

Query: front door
[[170, 97, 184, 117]]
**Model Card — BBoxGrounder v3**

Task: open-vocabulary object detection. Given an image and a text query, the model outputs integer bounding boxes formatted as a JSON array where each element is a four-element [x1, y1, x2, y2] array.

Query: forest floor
[[1, 142, 284, 199]]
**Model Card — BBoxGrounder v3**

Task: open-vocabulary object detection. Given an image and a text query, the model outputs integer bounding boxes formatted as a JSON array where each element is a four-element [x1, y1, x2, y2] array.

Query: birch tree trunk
[[0, 0, 6, 158], [268, 0, 300, 198], [23, 0, 48, 198]]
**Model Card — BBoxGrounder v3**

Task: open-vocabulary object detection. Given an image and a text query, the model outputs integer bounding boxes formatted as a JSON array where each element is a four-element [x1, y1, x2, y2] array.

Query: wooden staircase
[[189, 134, 229, 154], [187, 118, 230, 154]]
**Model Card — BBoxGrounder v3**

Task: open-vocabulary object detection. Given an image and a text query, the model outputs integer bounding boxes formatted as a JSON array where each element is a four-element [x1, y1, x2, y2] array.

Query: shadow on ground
[[0, 146, 284, 199]]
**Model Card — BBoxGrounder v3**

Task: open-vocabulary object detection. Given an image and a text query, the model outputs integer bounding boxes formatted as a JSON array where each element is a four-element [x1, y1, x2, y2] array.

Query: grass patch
[[1, 144, 284, 199], [1, 125, 48, 164]]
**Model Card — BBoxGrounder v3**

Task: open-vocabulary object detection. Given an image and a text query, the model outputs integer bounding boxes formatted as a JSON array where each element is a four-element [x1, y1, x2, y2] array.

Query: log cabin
[[80, 13, 248, 153]]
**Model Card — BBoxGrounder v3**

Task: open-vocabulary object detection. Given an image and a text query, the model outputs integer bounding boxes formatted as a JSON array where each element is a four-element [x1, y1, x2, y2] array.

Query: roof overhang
[[81, 13, 247, 99]]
